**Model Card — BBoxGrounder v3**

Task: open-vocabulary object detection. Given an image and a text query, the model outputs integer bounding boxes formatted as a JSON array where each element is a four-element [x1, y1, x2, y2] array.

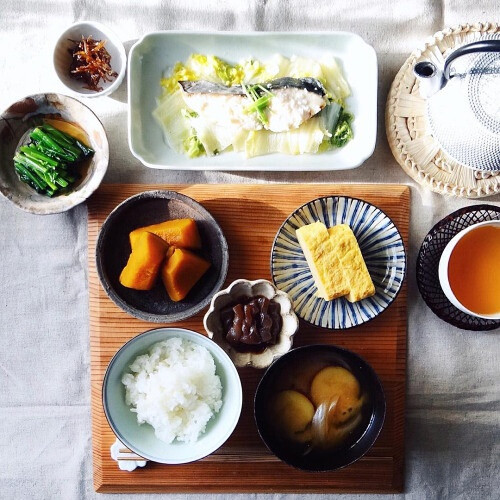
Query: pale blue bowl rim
[[102, 327, 243, 463], [270, 195, 407, 330]]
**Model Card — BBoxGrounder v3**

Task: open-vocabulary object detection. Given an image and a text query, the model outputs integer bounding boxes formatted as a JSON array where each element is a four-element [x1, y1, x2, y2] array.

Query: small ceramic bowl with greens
[[0, 93, 108, 214]]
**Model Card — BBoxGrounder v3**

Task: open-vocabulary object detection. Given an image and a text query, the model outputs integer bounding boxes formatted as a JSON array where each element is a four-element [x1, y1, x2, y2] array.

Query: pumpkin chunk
[[161, 248, 210, 301], [130, 218, 201, 250], [119, 232, 169, 290]]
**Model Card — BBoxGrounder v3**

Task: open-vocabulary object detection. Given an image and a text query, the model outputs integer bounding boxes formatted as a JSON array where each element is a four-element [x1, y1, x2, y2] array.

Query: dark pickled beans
[[220, 295, 282, 351]]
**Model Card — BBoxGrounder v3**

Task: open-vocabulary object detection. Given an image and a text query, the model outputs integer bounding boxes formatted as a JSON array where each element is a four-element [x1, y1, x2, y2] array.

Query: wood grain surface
[[88, 183, 410, 493]]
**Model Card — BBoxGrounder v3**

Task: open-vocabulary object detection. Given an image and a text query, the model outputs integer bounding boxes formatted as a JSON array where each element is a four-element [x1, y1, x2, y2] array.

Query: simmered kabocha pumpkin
[[119, 232, 169, 290], [161, 248, 210, 301], [129, 218, 201, 250]]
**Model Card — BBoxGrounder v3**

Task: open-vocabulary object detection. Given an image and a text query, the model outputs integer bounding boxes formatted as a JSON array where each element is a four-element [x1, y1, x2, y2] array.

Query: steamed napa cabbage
[[161, 54, 247, 93], [154, 53, 353, 159], [152, 90, 191, 153], [244, 116, 327, 157]]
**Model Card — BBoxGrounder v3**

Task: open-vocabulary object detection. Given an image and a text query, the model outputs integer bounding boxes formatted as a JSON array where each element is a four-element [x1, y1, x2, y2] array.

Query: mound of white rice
[[122, 337, 223, 444]]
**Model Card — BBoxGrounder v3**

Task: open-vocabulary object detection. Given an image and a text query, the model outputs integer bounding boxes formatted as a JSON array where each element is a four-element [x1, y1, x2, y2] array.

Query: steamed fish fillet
[[178, 77, 327, 133]]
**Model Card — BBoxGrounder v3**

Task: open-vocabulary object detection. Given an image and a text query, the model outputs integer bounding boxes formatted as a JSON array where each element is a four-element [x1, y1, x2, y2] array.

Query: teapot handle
[[444, 39, 500, 80]]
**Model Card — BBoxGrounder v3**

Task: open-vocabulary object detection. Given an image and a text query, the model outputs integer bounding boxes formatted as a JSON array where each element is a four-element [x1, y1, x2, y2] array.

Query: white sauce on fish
[[266, 88, 326, 132], [181, 93, 262, 131], [181, 85, 326, 133]]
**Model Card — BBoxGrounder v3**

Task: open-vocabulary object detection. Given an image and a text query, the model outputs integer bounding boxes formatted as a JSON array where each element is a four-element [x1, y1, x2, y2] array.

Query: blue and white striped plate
[[271, 196, 406, 329]]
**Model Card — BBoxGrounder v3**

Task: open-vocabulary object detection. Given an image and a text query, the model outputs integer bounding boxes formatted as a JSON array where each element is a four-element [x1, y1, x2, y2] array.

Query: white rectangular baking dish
[[128, 31, 377, 170]]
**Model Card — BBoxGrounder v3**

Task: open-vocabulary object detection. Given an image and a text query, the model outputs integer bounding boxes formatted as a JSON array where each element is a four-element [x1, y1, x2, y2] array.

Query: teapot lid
[[427, 45, 500, 171]]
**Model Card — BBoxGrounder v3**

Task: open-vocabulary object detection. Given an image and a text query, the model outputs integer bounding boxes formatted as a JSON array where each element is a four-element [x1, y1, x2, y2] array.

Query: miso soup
[[263, 352, 371, 457]]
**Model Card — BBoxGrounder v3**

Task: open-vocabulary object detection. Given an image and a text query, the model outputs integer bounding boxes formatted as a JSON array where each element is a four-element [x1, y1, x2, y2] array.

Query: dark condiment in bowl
[[219, 295, 282, 352], [68, 36, 117, 91]]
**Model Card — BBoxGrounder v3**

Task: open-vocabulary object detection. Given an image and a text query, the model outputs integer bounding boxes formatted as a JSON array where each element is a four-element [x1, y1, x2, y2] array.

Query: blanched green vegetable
[[330, 109, 353, 148], [13, 123, 94, 197], [184, 134, 206, 158], [321, 101, 342, 135], [242, 84, 274, 126]]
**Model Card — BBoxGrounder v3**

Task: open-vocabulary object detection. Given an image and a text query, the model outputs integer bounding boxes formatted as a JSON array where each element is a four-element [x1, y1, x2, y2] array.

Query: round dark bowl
[[96, 190, 229, 322], [254, 344, 386, 472]]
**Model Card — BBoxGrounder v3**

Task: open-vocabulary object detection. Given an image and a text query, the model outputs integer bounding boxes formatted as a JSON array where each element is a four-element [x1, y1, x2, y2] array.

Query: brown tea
[[448, 225, 500, 315]]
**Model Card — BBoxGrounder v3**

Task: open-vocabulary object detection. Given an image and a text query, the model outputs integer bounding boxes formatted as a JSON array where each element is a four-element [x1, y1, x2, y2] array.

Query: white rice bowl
[[122, 337, 223, 444]]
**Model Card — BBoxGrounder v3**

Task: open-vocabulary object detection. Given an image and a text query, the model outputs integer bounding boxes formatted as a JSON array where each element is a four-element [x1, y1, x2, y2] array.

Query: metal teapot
[[413, 39, 500, 171], [414, 39, 500, 98]]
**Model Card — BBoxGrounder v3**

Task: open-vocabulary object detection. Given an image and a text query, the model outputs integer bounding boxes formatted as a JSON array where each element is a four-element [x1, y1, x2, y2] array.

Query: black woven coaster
[[416, 204, 500, 331]]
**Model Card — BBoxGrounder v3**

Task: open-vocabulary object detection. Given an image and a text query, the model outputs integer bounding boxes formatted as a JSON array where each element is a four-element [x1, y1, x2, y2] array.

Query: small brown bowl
[[0, 93, 108, 214], [96, 190, 229, 323]]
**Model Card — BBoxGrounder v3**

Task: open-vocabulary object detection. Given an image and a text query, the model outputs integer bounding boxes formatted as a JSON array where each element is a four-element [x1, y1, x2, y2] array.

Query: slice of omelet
[[328, 224, 375, 302], [296, 222, 349, 300]]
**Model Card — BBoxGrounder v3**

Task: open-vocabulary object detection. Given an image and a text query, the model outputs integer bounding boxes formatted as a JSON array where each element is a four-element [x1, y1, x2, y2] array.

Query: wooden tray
[[88, 183, 410, 493]]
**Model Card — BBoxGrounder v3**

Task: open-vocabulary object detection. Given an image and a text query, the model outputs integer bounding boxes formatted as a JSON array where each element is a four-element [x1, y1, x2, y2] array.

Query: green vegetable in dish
[[13, 123, 94, 197], [180, 109, 205, 158], [184, 134, 206, 158], [330, 109, 353, 148], [242, 83, 274, 126]]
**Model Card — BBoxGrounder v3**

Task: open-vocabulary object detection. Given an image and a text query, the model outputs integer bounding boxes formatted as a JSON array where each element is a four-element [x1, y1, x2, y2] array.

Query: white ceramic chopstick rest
[[110, 439, 148, 471]]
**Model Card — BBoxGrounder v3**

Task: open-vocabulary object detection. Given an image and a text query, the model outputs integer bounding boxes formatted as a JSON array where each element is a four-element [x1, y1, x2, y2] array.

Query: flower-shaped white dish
[[203, 279, 299, 369]]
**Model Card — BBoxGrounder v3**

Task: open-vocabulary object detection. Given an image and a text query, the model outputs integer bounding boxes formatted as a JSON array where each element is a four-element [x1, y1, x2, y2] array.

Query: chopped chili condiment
[[68, 36, 117, 92]]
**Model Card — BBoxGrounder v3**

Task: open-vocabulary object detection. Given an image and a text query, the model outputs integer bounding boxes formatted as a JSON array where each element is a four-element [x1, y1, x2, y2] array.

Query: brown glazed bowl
[[96, 190, 229, 323], [0, 93, 108, 214]]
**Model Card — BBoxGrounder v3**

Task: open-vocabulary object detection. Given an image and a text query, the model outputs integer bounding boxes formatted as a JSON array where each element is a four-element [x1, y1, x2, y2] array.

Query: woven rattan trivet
[[386, 22, 500, 198]]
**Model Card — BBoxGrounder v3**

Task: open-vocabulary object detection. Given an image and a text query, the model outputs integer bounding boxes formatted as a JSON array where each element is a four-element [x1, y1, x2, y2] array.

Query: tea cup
[[438, 220, 500, 320]]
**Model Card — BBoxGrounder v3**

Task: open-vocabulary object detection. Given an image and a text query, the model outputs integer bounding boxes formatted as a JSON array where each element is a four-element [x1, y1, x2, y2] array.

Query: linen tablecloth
[[1, 1, 499, 499]]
